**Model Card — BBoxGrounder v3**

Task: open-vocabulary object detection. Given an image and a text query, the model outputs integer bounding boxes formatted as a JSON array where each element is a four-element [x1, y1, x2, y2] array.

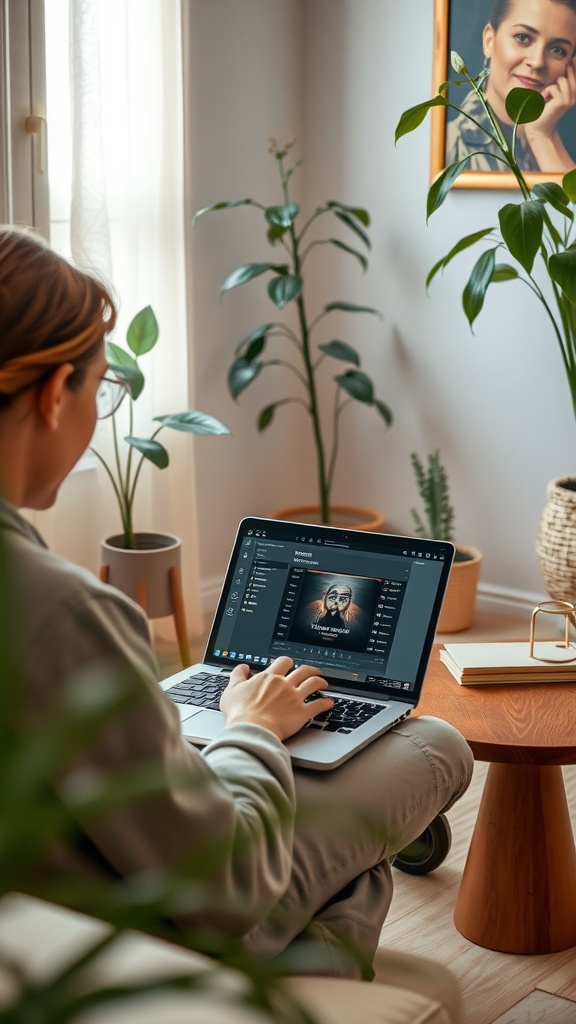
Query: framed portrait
[[430, 0, 576, 189]]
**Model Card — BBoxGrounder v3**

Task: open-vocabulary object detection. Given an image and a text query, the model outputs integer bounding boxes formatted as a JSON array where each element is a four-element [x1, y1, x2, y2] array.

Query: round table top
[[415, 645, 576, 765]]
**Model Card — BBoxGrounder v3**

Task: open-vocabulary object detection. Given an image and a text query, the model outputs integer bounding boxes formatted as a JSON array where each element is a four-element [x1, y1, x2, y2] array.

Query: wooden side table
[[415, 646, 576, 954]]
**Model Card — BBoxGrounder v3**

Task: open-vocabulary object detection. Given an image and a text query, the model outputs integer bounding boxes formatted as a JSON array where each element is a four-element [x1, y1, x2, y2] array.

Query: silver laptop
[[161, 517, 454, 770]]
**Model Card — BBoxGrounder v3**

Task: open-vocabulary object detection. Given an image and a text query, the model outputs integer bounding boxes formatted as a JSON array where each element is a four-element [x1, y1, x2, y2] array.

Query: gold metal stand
[[529, 600, 576, 663]]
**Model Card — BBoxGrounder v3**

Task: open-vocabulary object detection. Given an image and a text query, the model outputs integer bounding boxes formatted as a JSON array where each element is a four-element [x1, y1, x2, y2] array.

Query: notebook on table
[[160, 517, 454, 770]]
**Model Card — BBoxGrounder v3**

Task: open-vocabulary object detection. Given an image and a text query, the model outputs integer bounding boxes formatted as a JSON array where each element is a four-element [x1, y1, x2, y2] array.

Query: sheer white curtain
[[40, 0, 203, 641]]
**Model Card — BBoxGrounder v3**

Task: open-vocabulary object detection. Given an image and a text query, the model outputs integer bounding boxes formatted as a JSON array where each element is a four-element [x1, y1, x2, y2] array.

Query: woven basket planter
[[437, 545, 482, 633], [535, 477, 576, 604]]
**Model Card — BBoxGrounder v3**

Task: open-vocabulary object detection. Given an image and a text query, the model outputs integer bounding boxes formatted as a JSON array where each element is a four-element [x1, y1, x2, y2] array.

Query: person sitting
[[0, 225, 473, 980]]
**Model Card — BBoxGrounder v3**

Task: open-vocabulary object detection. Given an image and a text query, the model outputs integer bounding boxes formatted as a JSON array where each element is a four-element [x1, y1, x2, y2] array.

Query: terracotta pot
[[100, 532, 183, 618], [437, 545, 482, 633], [536, 476, 576, 604], [273, 504, 385, 532]]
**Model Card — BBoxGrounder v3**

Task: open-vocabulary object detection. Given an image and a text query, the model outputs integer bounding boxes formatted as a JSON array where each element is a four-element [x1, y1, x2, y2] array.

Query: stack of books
[[440, 641, 576, 686]]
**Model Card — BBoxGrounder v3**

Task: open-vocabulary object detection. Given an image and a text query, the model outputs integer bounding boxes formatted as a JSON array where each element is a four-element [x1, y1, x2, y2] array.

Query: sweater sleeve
[[24, 579, 296, 941]]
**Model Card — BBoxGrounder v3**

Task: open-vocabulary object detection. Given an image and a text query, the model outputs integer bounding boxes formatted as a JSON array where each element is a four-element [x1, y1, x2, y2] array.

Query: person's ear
[[483, 22, 495, 60], [36, 364, 76, 431]]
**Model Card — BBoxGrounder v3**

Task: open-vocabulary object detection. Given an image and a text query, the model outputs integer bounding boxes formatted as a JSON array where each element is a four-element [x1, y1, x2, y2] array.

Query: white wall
[[185, 0, 574, 609]]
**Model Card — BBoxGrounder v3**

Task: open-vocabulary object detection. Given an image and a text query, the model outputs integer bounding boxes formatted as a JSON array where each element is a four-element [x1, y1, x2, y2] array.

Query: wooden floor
[[380, 607, 576, 1024], [155, 605, 576, 1023]]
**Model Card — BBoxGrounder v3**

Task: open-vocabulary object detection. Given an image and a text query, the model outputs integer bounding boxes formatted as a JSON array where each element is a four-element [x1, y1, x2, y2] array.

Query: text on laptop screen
[[205, 519, 453, 701]]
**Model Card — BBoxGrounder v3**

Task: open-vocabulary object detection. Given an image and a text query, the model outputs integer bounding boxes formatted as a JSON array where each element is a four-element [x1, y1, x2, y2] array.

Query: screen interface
[[206, 519, 453, 702]]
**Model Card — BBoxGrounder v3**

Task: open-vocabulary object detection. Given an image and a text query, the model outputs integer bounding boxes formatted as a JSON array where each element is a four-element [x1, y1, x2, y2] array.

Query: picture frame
[[430, 0, 576, 190]]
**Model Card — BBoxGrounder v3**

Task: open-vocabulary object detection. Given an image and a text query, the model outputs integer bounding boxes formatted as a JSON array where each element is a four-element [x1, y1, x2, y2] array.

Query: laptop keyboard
[[165, 672, 387, 734]]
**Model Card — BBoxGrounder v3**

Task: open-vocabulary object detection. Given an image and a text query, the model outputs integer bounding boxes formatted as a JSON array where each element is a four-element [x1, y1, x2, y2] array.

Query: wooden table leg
[[454, 762, 576, 953], [168, 566, 191, 668]]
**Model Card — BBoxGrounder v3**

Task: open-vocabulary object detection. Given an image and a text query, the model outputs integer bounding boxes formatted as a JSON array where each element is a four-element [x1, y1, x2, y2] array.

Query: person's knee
[[396, 715, 474, 802]]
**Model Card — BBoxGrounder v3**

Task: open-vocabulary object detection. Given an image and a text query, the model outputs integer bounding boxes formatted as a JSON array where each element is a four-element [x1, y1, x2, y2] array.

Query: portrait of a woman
[[445, 0, 576, 174]]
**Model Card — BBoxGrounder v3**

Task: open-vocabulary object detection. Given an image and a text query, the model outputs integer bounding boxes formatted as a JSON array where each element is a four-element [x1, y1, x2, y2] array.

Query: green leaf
[[562, 168, 576, 202], [491, 263, 519, 281], [267, 223, 287, 244], [106, 346, 145, 401], [505, 87, 545, 124], [427, 157, 500, 219], [395, 95, 448, 143], [192, 198, 253, 224], [462, 248, 497, 327], [549, 247, 576, 305], [326, 202, 370, 227], [374, 398, 393, 425], [334, 211, 371, 250], [426, 227, 495, 288], [498, 201, 543, 273], [532, 182, 572, 219], [258, 404, 277, 430], [318, 340, 360, 365], [324, 300, 383, 318], [221, 263, 284, 293], [153, 411, 230, 435], [267, 274, 301, 308], [328, 238, 369, 272], [126, 306, 158, 356], [265, 203, 299, 228], [335, 369, 374, 403], [125, 437, 169, 469], [228, 358, 262, 399], [234, 324, 273, 359]]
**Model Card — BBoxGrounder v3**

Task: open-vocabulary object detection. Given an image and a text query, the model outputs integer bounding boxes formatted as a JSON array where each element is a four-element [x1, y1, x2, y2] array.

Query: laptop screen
[[205, 518, 454, 704]]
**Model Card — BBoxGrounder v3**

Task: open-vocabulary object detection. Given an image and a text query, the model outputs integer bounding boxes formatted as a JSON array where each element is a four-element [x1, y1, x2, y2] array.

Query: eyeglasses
[[96, 374, 129, 419]]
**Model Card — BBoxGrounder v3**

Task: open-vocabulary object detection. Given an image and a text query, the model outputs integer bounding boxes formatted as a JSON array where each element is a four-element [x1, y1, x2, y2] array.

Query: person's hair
[[490, 0, 576, 30], [0, 226, 117, 411]]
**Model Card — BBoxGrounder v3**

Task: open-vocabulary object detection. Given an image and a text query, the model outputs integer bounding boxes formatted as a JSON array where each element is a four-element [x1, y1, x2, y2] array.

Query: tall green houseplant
[[91, 306, 229, 549], [395, 54, 576, 426], [194, 138, 392, 525]]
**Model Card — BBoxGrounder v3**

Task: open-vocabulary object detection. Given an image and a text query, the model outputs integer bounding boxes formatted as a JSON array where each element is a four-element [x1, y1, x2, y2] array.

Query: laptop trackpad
[[182, 709, 226, 743]]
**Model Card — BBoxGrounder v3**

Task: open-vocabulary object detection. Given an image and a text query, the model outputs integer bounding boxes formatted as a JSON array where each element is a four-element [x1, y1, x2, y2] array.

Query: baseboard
[[476, 582, 545, 618]]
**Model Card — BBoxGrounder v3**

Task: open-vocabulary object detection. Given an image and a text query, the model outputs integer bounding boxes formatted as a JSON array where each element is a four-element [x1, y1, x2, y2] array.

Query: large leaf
[[563, 168, 576, 202], [395, 95, 448, 142], [505, 87, 545, 124], [318, 340, 360, 365], [374, 398, 393, 425], [125, 437, 169, 469], [267, 274, 301, 308], [154, 411, 230, 435], [192, 198, 253, 224], [427, 156, 505, 218], [324, 300, 382, 318], [328, 238, 368, 272], [265, 203, 299, 228], [234, 324, 273, 360], [532, 182, 572, 219], [335, 369, 374, 403], [126, 306, 158, 356], [462, 247, 497, 327], [228, 358, 262, 398], [334, 211, 371, 250], [491, 263, 520, 281], [106, 346, 145, 401], [426, 227, 495, 288], [221, 263, 285, 293], [326, 201, 370, 228], [549, 247, 576, 305], [498, 201, 543, 273]]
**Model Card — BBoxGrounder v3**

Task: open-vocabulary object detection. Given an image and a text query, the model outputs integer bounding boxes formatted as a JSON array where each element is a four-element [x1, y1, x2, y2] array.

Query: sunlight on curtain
[[39, 0, 203, 642]]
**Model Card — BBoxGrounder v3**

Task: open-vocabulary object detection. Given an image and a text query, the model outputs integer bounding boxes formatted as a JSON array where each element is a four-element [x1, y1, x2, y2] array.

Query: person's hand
[[220, 656, 333, 741], [525, 58, 576, 143]]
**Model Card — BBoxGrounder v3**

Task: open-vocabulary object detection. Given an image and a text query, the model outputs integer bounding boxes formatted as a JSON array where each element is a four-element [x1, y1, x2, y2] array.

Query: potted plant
[[193, 137, 392, 529], [410, 449, 482, 632], [396, 55, 576, 604], [91, 306, 229, 659]]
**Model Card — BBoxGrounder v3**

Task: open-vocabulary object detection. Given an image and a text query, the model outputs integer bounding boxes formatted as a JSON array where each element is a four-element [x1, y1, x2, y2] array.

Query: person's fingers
[[229, 662, 251, 684], [267, 655, 294, 675], [286, 662, 325, 686]]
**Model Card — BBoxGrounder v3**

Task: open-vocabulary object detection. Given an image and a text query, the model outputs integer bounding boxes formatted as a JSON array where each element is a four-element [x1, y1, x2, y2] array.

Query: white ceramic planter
[[100, 532, 183, 618]]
